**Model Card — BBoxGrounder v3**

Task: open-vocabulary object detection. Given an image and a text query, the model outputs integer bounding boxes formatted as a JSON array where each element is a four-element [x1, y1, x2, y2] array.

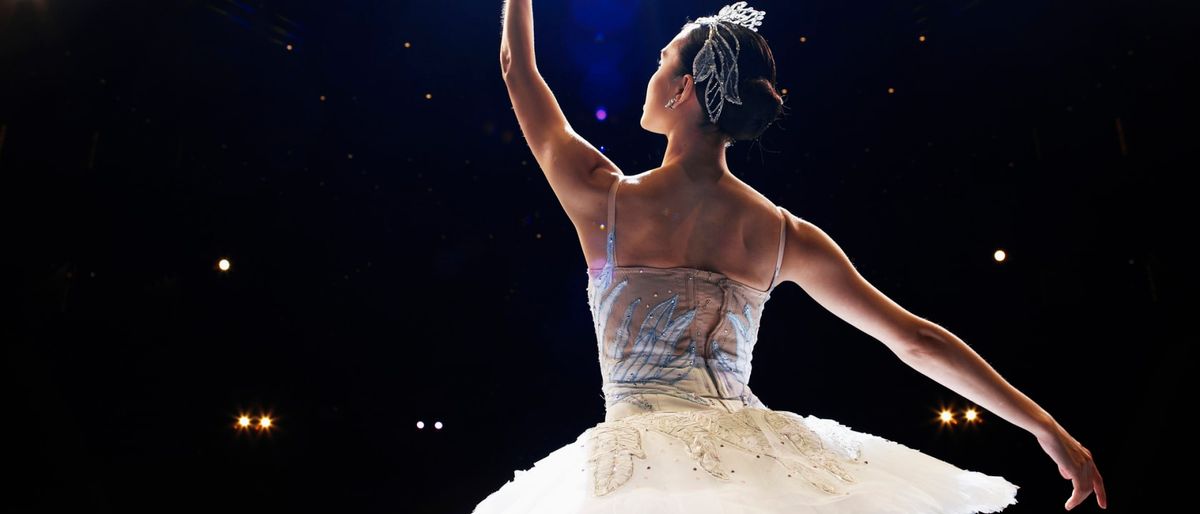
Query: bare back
[[573, 168, 788, 292]]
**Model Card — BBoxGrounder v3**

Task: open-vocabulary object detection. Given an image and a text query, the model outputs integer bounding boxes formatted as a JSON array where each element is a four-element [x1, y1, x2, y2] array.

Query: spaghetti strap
[[767, 205, 786, 290], [606, 175, 622, 267]]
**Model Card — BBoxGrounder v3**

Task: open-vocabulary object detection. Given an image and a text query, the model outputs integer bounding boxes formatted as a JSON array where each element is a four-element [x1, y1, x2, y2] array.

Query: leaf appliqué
[[585, 408, 863, 497]]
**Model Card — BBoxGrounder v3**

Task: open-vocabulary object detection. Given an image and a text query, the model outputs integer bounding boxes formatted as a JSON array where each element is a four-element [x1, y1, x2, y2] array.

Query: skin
[[641, 26, 736, 185], [500, 1, 1105, 509]]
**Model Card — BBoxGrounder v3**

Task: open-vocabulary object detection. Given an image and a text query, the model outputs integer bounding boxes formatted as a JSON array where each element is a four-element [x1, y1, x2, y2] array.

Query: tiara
[[694, 1, 765, 32], [690, 2, 767, 126]]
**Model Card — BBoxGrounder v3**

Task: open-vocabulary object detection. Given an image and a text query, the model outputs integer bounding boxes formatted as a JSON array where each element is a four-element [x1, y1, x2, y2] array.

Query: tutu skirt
[[472, 405, 1019, 514]]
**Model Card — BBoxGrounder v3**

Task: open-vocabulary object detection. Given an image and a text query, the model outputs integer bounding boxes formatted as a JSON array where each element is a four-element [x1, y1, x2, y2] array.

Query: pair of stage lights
[[938, 407, 981, 425], [234, 413, 274, 431]]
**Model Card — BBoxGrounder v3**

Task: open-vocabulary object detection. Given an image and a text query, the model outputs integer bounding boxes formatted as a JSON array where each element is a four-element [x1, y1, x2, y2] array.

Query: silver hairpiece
[[691, 2, 766, 125]]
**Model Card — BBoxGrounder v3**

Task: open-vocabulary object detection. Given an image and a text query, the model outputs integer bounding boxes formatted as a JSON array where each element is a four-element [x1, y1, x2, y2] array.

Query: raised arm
[[777, 214, 1106, 510], [499, 0, 622, 219]]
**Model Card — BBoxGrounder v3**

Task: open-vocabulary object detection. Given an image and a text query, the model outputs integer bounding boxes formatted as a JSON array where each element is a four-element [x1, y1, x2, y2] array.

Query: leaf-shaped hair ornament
[[690, 2, 767, 125]]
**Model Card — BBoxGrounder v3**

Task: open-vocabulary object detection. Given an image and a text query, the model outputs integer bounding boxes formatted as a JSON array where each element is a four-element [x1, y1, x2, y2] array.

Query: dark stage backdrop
[[3, 1, 1193, 513]]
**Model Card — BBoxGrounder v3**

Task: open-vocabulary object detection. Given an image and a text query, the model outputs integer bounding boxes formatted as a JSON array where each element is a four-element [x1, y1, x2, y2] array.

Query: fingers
[[1066, 477, 1091, 510], [1094, 467, 1107, 509]]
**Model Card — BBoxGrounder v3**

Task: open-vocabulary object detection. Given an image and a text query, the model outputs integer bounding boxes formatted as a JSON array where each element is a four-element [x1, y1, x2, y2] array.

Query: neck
[[659, 130, 732, 185]]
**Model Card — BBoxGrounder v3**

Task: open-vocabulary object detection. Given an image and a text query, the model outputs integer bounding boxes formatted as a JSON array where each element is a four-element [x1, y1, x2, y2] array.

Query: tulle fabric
[[472, 408, 1018, 514]]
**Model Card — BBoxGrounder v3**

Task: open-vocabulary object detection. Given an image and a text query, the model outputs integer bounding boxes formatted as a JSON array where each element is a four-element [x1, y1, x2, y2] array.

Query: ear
[[676, 73, 695, 105]]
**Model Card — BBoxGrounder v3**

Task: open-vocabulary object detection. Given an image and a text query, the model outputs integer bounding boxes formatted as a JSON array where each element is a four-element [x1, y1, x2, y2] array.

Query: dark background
[[3, 0, 1193, 512]]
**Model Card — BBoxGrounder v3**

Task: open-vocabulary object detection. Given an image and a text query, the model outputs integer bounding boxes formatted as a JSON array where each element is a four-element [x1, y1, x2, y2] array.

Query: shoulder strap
[[606, 175, 622, 266], [767, 205, 787, 290]]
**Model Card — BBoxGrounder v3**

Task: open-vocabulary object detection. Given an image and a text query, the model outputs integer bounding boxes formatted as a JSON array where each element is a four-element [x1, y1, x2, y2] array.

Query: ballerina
[[484, 1, 1107, 512]]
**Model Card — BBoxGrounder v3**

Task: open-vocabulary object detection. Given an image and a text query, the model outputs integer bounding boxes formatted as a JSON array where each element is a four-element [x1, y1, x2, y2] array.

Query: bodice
[[586, 263, 777, 421], [583, 174, 789, 422]]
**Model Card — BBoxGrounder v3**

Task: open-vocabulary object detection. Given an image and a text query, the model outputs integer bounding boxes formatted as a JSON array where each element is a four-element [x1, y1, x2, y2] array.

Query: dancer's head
[[640, 19, 784, 149]]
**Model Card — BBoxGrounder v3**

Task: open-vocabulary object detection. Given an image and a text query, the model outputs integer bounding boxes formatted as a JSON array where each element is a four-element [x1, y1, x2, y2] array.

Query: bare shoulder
[[774, 211, 821, 287], [775, 211, 926, 353], [776, 212, 868, 291], [563, 166, 625, 229]]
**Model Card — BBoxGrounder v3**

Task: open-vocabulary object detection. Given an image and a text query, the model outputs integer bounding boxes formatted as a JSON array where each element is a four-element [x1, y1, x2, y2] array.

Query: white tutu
[[472, 407, 1019, 514]]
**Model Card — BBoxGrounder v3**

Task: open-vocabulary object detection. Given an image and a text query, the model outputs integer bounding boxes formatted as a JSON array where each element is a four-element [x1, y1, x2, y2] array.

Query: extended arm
[[902, 322, 1056, 437], [780, 215, 1055, 436], [500, 0, 621, 218], [779, 214, 1105, 510], [499, 0, 563, 159], [895, 276, 1105, 510]]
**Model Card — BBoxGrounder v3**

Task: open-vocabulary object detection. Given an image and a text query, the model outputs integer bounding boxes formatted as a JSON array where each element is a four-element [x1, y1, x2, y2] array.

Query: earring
[[665, 97, 677, 109]]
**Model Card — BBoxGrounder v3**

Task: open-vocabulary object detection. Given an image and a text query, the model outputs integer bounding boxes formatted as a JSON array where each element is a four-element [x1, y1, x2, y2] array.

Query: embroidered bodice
[[585, 175, 790, 422]]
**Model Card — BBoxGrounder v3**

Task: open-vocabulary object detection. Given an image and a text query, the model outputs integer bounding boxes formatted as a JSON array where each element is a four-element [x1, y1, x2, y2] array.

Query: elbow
[[499, 45, 536, 81], [500, 56, 521, 82], [501, 58, 535, 83], [897, 320, 943, 360], [901, 339, 936, 362], [500, 45, 512, 78]]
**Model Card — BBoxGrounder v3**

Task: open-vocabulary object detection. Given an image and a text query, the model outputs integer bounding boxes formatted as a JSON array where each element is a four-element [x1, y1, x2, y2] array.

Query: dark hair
[[673, 20, 784, 146]]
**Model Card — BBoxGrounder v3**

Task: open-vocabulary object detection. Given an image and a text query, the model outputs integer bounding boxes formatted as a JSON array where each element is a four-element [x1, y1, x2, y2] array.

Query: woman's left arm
[[906, 322, 1107, 510], [780, 215, 1107, 509]]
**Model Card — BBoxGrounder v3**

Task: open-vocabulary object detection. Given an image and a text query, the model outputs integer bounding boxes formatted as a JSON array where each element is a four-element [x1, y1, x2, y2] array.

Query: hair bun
[[720, 77, 783, 142], [677, 21, 784, 144]]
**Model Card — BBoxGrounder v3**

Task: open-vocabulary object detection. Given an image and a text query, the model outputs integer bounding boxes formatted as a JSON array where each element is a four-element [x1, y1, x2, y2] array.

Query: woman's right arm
[[499, 0, 622, 219], [777, 214, 1106, 510]]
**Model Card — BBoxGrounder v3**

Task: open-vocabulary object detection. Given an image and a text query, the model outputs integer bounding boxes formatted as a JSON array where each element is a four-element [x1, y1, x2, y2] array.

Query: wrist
[[1032, 412, 1061, 441]]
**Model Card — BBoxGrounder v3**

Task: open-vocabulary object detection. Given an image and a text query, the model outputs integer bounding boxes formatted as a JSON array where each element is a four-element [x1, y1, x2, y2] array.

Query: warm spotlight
[[218, 258, 231, 271], [259, 416, 273, 429], [994, 249, 1006, 262], [965, 408, 979, 422], [237, 415, 252, 428], [939, 409, 956, 424]]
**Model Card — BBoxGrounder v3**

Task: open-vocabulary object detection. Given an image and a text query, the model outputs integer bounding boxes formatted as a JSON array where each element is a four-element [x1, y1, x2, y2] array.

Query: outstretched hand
[[1036, 422, 1107, 510]]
